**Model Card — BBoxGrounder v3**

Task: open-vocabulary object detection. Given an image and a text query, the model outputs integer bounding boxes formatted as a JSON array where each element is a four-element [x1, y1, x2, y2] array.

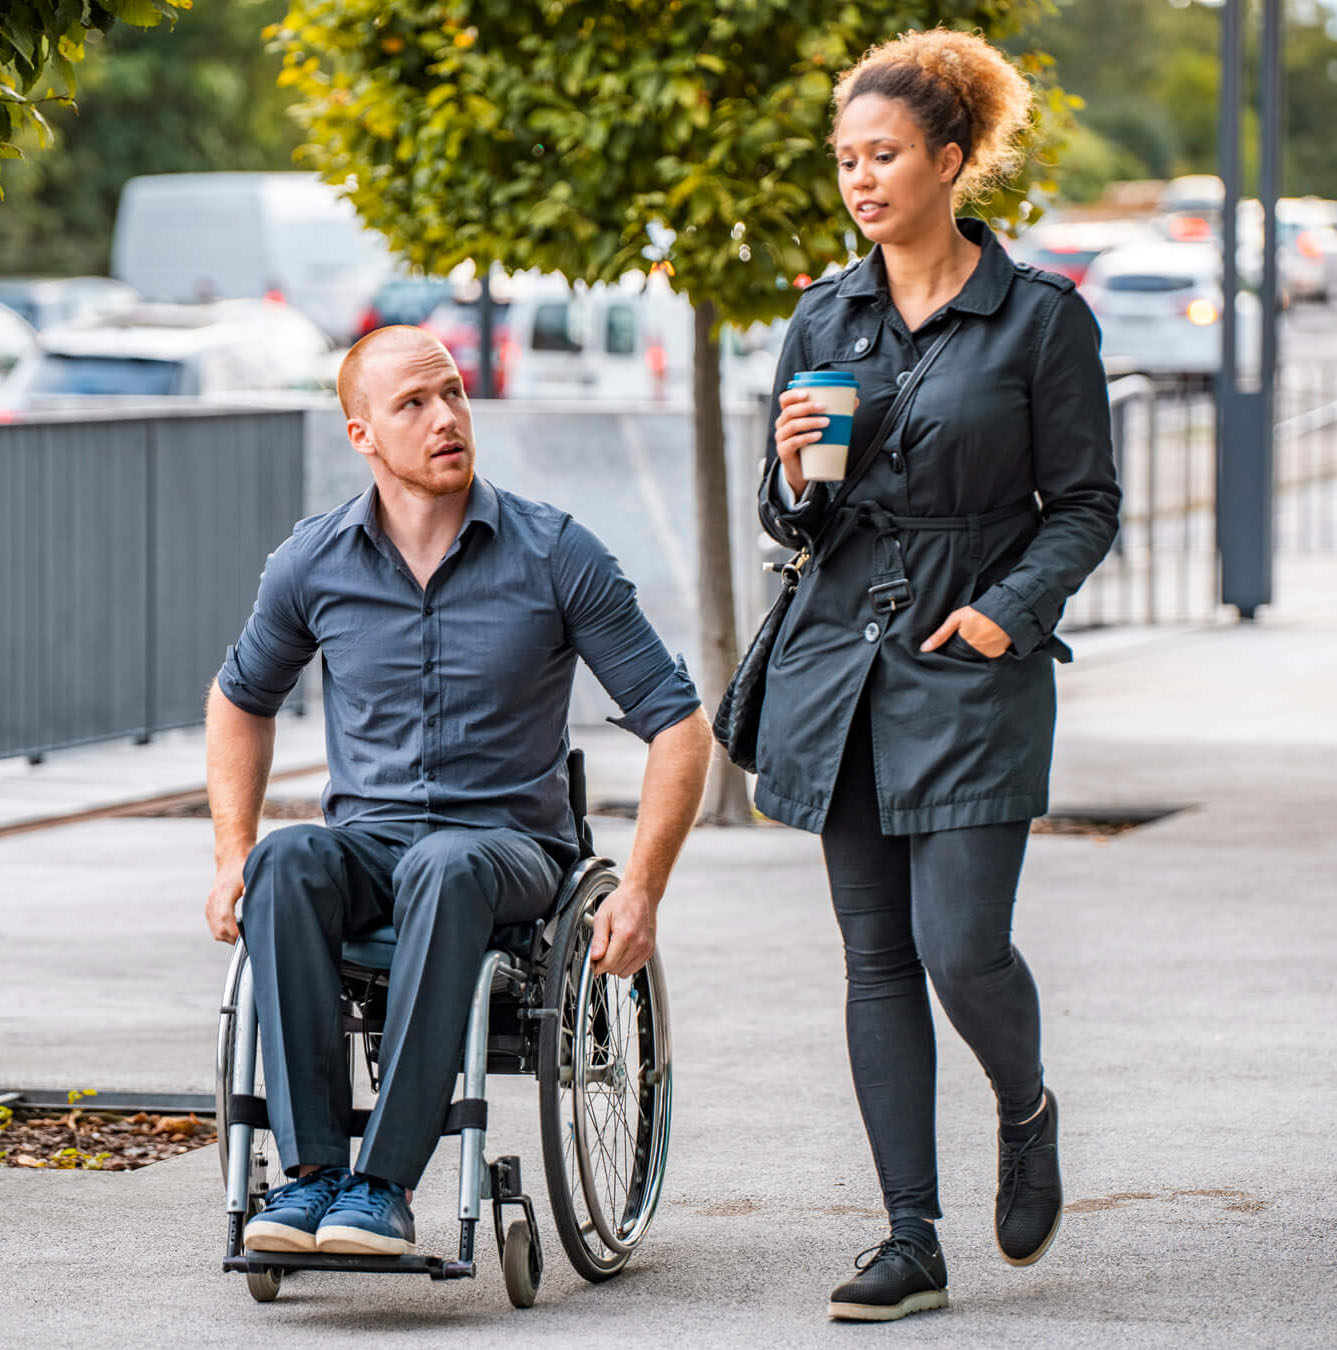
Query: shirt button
[[854, 336, 870, 354], [424, 606, 434, 617], [423, 659, 434, 673], [425, 769, 435, 781], [863, 622, 880, 643], [427, 715, 437, 727]]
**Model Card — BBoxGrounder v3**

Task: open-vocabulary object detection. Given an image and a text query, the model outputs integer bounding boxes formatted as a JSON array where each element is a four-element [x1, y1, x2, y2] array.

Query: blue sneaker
[[244, 1167, 350, 1252], [316, 1173, 416, 1255]]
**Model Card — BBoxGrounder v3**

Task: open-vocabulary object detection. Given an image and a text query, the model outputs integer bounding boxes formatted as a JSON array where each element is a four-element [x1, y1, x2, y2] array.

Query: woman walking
[[753, 29, 1120, 1322]]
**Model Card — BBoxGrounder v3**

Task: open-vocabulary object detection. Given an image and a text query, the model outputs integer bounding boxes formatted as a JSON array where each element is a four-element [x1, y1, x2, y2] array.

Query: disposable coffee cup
[[787, 370, 859, 481]]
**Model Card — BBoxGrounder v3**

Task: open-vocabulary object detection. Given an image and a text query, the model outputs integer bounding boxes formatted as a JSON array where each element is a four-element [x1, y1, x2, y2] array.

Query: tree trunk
[[692, 299, 753, 826]]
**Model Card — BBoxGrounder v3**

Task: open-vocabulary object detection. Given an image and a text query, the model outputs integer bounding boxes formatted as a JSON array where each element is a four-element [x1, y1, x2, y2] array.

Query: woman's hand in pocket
[[920, 606, 1012, 658]]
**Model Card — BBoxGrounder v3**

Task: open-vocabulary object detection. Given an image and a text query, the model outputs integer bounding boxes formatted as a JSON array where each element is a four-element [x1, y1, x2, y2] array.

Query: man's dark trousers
[[239, 820, 563, 1190]]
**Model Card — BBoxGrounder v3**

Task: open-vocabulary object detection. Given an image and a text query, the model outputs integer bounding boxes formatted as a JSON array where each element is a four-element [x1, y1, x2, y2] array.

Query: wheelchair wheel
[[538, 866, 672, 1282], [216, 942, 286, 1266]]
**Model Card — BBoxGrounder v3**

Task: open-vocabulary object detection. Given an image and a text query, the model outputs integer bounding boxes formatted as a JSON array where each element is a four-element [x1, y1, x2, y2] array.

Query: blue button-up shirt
[[217, 477, 700, 861]]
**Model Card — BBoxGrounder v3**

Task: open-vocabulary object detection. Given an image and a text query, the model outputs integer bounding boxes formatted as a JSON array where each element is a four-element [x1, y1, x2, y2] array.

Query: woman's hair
[[830, 28, 1033, 202]]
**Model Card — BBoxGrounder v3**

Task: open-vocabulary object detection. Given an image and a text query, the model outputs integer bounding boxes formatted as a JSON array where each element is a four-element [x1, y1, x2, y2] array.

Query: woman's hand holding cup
[[774, 388, 831, 499]]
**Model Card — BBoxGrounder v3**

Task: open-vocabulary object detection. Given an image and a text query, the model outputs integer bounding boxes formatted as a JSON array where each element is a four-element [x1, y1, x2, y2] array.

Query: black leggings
[[820, 696, 1045, 1222]]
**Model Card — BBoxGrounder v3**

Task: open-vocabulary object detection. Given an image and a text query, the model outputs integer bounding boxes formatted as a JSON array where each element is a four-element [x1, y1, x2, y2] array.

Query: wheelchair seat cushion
[[340, 920, 539, 973]]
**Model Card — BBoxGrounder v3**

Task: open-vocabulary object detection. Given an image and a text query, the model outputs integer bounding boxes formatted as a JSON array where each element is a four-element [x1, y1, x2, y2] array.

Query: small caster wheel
[[246, 1265, 282, 1303], [502, 1219, 541, 1309]]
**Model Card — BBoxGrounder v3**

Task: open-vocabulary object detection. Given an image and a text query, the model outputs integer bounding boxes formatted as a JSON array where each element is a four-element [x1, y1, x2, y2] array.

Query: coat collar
[[835, 216, 1014, 317], [335, 474, 500, 542]]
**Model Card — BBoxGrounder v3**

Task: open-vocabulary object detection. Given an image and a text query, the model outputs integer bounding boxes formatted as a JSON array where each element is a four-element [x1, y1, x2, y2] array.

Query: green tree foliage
[[0, 0, 302, 276], [272, 0, 1067, 822], [1011, 0, 1337, 200], [271, 1, 1068, 323], [0, 0, 190, 192]]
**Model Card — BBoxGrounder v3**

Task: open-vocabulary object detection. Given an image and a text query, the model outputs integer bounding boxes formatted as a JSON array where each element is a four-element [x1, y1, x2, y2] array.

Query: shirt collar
[[335, 474, 501, 542], [835, 216, 1014, 317]]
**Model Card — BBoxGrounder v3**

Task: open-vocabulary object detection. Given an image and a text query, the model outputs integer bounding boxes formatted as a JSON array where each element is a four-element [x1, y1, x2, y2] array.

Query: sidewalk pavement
[[1, 557, 1334, 1347]]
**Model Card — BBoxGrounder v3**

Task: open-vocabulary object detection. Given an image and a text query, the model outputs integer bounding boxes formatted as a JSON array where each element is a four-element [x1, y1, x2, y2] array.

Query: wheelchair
[[214, 750, 672, 1308]]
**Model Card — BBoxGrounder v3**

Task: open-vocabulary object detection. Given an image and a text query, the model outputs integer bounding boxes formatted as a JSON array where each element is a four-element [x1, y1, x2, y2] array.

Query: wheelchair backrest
[[566, 748, 597, 859]]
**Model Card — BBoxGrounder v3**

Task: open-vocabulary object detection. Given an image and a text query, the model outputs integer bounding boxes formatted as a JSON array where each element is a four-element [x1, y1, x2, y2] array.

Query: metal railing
[[1067, 362, 1337, 628], [0, 407, 304, 761]]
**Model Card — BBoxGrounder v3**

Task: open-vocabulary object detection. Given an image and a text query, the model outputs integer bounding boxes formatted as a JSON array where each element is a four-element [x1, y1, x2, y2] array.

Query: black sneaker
[[828, 1236, 949, 1322], [996, 1087, 1062, 1266]]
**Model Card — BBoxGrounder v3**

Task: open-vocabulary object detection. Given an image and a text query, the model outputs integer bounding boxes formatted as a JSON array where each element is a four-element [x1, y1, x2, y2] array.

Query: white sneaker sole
[[315, 1225, 416, 1256], [828, 1289, 949, 1322], [244, 1220, 316, 1253]]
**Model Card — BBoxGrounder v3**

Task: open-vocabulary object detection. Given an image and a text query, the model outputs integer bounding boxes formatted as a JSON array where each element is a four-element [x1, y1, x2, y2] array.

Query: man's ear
[[347, 418, 375, 460]]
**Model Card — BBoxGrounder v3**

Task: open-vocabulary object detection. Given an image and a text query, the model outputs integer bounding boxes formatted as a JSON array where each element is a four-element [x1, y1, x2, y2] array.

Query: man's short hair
[[338, 325, 445, 420]]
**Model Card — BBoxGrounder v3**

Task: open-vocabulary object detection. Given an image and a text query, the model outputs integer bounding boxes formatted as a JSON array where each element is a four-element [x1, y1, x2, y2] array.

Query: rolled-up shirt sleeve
[[553, 517, 700, 742], [971, 287, 1122, 656], [216, 533, 317, 716]]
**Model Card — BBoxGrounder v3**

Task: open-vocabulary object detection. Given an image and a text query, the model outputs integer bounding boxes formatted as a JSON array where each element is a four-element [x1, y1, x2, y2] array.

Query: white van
[[500, 273, 778, 405], [111, 173, 394, 342]]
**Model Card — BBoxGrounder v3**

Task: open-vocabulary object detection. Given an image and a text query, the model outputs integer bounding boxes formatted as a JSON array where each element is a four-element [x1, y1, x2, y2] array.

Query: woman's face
[[835, 93, 961, 246]]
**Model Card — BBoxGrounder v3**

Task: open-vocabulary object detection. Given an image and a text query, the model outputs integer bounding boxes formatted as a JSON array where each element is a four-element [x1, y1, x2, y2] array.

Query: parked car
[[355, 276, 456, 338], [1010, 218, 1153, 287], [0, 299, 333, 415], [419, 297, 513, 397], [0, 276, 139, 332], [111, 173, 395, 342], [1081, 242, 1260, 381], [0, 302, 38, 376]]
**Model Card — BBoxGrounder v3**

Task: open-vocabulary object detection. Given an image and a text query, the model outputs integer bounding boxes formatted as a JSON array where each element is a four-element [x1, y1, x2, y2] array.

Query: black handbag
[[712, 320, 961, 772]]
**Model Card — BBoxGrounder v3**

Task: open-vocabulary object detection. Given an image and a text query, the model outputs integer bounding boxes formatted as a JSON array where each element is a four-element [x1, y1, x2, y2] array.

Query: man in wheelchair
[[204, 325, 711, 1259]]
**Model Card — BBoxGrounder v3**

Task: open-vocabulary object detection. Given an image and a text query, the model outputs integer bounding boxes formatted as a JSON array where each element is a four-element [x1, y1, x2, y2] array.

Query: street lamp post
[[1215, 0, 1283, 620]]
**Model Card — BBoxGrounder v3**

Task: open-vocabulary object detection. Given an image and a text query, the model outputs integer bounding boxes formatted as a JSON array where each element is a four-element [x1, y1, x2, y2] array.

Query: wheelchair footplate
[[223, 1251, 476, 1281]]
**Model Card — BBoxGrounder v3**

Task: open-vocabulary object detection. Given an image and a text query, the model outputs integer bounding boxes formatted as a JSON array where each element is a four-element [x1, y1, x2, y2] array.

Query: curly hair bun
[[832, 27, 1033, 201]]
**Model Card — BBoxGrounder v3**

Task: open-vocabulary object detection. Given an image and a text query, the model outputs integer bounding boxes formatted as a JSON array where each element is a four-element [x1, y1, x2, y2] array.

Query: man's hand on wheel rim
[[589, 884, 657, 978], [205, 859, 246, 944]]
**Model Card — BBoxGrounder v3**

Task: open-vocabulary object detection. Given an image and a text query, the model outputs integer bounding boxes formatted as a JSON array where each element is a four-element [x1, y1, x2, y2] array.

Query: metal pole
[[1218, 0, 1241, 394]]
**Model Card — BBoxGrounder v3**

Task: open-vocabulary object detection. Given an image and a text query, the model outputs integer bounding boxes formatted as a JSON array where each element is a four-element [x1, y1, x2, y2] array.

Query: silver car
[[1081, 242, 1261, 381]]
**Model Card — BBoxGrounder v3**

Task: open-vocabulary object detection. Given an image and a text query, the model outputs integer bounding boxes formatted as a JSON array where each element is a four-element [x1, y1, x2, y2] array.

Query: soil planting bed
[[1, 1106, 217, 1171]]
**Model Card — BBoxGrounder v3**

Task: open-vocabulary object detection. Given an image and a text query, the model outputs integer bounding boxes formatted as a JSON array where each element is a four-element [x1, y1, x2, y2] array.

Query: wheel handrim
[[569, 897, 671, 1255]]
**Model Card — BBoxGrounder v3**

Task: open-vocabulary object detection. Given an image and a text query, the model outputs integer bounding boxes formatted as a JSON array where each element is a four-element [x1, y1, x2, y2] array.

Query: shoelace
[[336, 1176, 401, 1218], [263, 1168, 345, 1211], [853, 1237, 943, 1290], [999, 1133, 1056, 1211]]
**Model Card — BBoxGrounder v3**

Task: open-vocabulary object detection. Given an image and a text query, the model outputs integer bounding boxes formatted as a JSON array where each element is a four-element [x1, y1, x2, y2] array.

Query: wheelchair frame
[[214, 752, 673, 1307]]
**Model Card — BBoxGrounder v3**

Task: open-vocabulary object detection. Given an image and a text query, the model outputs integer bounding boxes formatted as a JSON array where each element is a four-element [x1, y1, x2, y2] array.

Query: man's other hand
[[205, 858, 247, 944], [589, 883, 657, 978]]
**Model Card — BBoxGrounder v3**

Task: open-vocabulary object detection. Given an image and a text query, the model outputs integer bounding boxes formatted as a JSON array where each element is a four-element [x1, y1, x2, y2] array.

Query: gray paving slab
[[2, 561, 1336, 1345]]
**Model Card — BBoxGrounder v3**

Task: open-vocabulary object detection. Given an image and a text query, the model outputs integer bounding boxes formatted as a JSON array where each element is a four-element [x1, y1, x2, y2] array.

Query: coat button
[[854, 336, 870, 354], [863, 622, 880, 643], [889, 452, 905, 473]]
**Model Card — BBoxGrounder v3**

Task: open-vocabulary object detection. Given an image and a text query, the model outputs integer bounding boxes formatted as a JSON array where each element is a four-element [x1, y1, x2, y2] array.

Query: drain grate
[[1032, 806, 1185, 839]]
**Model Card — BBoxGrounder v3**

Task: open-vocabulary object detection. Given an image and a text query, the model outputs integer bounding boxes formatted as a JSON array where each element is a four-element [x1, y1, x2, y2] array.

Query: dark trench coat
[[753, 217, 1121, 835]]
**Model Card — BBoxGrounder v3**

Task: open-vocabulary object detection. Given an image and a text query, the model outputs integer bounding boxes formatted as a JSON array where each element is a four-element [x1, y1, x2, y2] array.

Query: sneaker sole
[[316, 1226, 416, 1256], [828, 1290, 949, 1322], [244, 1221, 317, 1253]]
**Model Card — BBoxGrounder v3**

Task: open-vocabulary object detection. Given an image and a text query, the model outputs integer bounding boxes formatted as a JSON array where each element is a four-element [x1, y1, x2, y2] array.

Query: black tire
[[537, 865, 672, 1283], [501, 1219, 540, 1309]]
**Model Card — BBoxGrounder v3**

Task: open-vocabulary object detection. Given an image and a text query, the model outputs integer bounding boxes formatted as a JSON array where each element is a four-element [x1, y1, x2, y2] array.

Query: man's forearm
[[620, 708, 712, 901], [205, 679, 276, 865]]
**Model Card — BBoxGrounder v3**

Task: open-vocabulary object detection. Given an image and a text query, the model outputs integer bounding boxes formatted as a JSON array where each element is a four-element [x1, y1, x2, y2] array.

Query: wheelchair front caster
[[502, 1219, 541, 1308], [246, 1265, 283, 1303]]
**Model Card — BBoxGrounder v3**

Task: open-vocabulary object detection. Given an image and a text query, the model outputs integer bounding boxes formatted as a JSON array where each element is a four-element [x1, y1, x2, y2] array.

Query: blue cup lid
[[788, 370, 858, 388]]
